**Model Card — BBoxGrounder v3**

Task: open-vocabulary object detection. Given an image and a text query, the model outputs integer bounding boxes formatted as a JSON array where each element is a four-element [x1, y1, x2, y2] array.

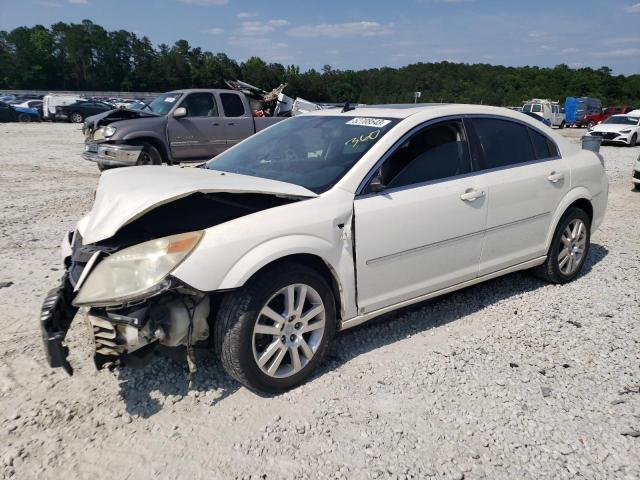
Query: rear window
[[220, 93, 245, 117], [529, 128, 558, 159], [472, 118, 536, 170]]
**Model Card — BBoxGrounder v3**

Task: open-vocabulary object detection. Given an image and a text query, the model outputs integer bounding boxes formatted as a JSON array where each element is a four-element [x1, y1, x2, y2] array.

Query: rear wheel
[[70, 112, 84, 123], [586, 120, 596, 129], [214, 263, 336, 394], [17, 113, 31, 123], [533, 207, 591, 284]]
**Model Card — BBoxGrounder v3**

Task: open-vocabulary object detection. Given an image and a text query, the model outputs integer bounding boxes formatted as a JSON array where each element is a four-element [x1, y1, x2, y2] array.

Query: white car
[[40, 105, 608, 393], [587, 114, 640, 147], [633, 153, 640, 191]]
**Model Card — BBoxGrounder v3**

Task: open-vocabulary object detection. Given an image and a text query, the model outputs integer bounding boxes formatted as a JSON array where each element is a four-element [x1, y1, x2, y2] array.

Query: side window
[[220, 93, 246, 117], [380, 120, 471, 189], [472, 118, 536, 170], [529, 128, 555, 159], [181, 93, 218, 117]]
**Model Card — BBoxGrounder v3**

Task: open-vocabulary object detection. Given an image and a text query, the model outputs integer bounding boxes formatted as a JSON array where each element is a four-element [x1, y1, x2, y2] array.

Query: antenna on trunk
[[342, 101, 355, 113]]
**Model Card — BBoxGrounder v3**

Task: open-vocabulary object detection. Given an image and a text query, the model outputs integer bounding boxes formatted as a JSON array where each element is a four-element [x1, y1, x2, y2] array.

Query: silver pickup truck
[[82, 89, 287, 170]]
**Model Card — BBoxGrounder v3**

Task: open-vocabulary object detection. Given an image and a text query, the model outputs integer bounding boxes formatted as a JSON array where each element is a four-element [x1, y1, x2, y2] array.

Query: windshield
[[603, 115, 639, 126], [206, 115, 400, 193], [147, 93, 183, 115]]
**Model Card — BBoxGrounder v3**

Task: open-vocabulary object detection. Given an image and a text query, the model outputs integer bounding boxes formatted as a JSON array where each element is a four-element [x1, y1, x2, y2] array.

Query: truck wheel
[[135, 143, 162, 166], [559, 121, 566, 129], [214, 263, 336, 394], [532, 207, 591, 284], [18, 113, 31, 123], [70, 112, 84, 123], [629, 134, 637, 147]]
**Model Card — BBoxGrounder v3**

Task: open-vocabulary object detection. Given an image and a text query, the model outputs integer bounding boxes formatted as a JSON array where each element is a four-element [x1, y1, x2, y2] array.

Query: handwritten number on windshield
[[346, 129, 381, 148]]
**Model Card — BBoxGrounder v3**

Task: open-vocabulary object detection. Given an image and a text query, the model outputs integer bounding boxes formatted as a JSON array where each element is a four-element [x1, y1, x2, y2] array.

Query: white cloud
[[237, 12, 258, 18], [38, 0, 61, 6], [68, 0, 88, 4], [593, 48, 640, 57], [177, 0, 228, 5], [560, 47, 579, 54], [238, 19, 289, 35], [624, 3, 640, 13], [201, 27, 224, 35], [288, 21, 394, 38]]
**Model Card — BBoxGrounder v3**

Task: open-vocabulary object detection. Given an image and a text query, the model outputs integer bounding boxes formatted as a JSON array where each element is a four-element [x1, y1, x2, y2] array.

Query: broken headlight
[[93, 126, 117, 141], [74, 231, 203, 307]]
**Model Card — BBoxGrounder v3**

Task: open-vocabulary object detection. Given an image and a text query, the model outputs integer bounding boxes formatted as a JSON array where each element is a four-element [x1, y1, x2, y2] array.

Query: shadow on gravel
[[115, 244, 608, 413], [117, 350, 240, 418], [321, 243, 609, 373]]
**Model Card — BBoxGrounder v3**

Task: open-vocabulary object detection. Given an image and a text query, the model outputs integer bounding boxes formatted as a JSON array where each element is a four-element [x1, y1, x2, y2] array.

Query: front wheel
[[214, 263, 336, 394], [70, 112, 84, 123], [586, 121, 596, 129], [559, 121, 565, 129], [135, 142, 163, 166], [533, 207, 591, 284], [17, 113, 31, 123], [629, 134, 637, 147]]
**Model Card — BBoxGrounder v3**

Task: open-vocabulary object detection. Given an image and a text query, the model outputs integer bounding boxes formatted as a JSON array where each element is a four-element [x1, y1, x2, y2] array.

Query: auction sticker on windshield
[[346, 117, 392, 128]]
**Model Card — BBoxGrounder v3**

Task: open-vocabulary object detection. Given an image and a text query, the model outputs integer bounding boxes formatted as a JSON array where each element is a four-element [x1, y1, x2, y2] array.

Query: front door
[[354, 119, 488, 314], [168, 92, 227, 161], [0, 102, 14, 122], [467, 117, 571, 275]]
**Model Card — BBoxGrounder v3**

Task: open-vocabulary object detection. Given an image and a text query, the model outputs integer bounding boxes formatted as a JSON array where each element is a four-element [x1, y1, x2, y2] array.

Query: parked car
[[40, 104, 608, 393], [586, 114, 640, 146], [57, 100, 114, 123], [581, 106, 636, 130], [632, 153, 640, 191], [42, 94, 84, 121], [81, 89, 288, 171], [565, 97, 602, 128], [522, 99, 565, 128], [0, 101, 36, 122]]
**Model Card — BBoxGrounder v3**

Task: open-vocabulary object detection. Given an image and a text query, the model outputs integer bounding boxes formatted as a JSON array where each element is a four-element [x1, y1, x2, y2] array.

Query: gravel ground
[[0, 123, 638, 480]]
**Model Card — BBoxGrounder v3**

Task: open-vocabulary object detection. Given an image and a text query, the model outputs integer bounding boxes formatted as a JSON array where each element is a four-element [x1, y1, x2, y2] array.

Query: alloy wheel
[[252, 283, 326, 378], [558, 218, 587, 275]]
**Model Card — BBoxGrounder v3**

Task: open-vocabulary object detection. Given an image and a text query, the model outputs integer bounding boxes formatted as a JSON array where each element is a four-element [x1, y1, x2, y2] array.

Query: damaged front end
[[40, 229, 210, 374]]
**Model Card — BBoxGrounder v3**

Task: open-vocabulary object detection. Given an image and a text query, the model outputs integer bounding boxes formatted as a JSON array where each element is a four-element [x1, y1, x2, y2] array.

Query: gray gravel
[[0, 123, 638, 479]]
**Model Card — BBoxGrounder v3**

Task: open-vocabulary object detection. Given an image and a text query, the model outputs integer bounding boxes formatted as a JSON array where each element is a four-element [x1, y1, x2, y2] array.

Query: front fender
[[218, 235, 336, 289], [545, 187, 592, 250]]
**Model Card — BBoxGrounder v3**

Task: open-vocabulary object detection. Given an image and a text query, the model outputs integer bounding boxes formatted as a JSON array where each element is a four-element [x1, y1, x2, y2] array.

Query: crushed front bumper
[[40, 273, 78, 375], [82, 141, 142, 168]]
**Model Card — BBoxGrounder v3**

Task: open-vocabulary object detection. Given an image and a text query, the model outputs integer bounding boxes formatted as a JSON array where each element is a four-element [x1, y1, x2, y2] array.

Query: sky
[[1, 0, 639, 75]]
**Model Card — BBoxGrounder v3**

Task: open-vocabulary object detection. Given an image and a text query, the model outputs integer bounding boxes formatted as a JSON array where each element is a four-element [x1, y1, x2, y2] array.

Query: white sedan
[[40, 105, 608, 393], [586, 114, 640, 146]]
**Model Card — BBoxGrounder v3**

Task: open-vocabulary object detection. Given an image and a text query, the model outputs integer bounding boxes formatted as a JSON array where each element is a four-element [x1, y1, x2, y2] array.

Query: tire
[[629, 134, 637, 147], [533, 207, 591, 284], [17, 113, 31, 123], [633, 183, 640, 191], [586, 121, 596, 129], [70, 112, 84, 123], [559, 121, 565, 129], [134, 142, 162, 166], [214, 263, 336, 394]]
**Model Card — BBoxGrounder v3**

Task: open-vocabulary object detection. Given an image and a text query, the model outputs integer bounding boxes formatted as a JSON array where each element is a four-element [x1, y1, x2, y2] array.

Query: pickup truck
[[82, 89, 288, 170]]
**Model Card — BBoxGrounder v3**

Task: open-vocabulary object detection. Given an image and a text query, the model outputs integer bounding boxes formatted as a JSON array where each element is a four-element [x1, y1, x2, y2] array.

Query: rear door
[[354, 118, 488, 313], [467, 117, 570, 275], [0, 102, 14, 122], [168, 92, 226, 160], [218, 92, 254, 146]]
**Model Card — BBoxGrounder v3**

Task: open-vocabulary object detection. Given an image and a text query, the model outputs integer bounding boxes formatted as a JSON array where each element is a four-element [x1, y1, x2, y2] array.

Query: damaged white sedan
[[40, 105, 608, 393]]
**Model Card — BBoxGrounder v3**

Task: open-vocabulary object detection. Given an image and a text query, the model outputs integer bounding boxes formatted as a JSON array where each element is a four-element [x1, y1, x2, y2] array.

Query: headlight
[[620, 129, 632, 134], [74, 231, 203, 306], [93, 126, 117, 141]]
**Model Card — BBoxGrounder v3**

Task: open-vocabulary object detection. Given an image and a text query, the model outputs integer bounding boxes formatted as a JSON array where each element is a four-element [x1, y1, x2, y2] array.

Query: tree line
[[1, 20, 638, 106]]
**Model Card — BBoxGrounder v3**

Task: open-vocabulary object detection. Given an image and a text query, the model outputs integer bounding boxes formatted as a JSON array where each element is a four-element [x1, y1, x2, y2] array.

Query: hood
[[79, 166, 317, 244], [84, 108, 158, 132], [591, 123, 638, 133]]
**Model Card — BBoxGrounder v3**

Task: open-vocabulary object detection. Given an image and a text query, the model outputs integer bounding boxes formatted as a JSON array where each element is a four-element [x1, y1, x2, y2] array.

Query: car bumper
[[82, 141, 142, 168], [587, 132, 633, 144]]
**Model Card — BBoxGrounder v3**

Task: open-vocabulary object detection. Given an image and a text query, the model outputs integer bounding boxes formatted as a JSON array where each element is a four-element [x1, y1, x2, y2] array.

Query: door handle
[[460, 189, 485, 202], [547, 172, 564, 183], [227, 122, 235, 126]]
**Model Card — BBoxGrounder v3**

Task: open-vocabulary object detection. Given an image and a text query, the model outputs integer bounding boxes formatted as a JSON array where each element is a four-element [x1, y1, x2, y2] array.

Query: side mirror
[[173, 107, 187, 118], [368, 172, 386, 194]]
